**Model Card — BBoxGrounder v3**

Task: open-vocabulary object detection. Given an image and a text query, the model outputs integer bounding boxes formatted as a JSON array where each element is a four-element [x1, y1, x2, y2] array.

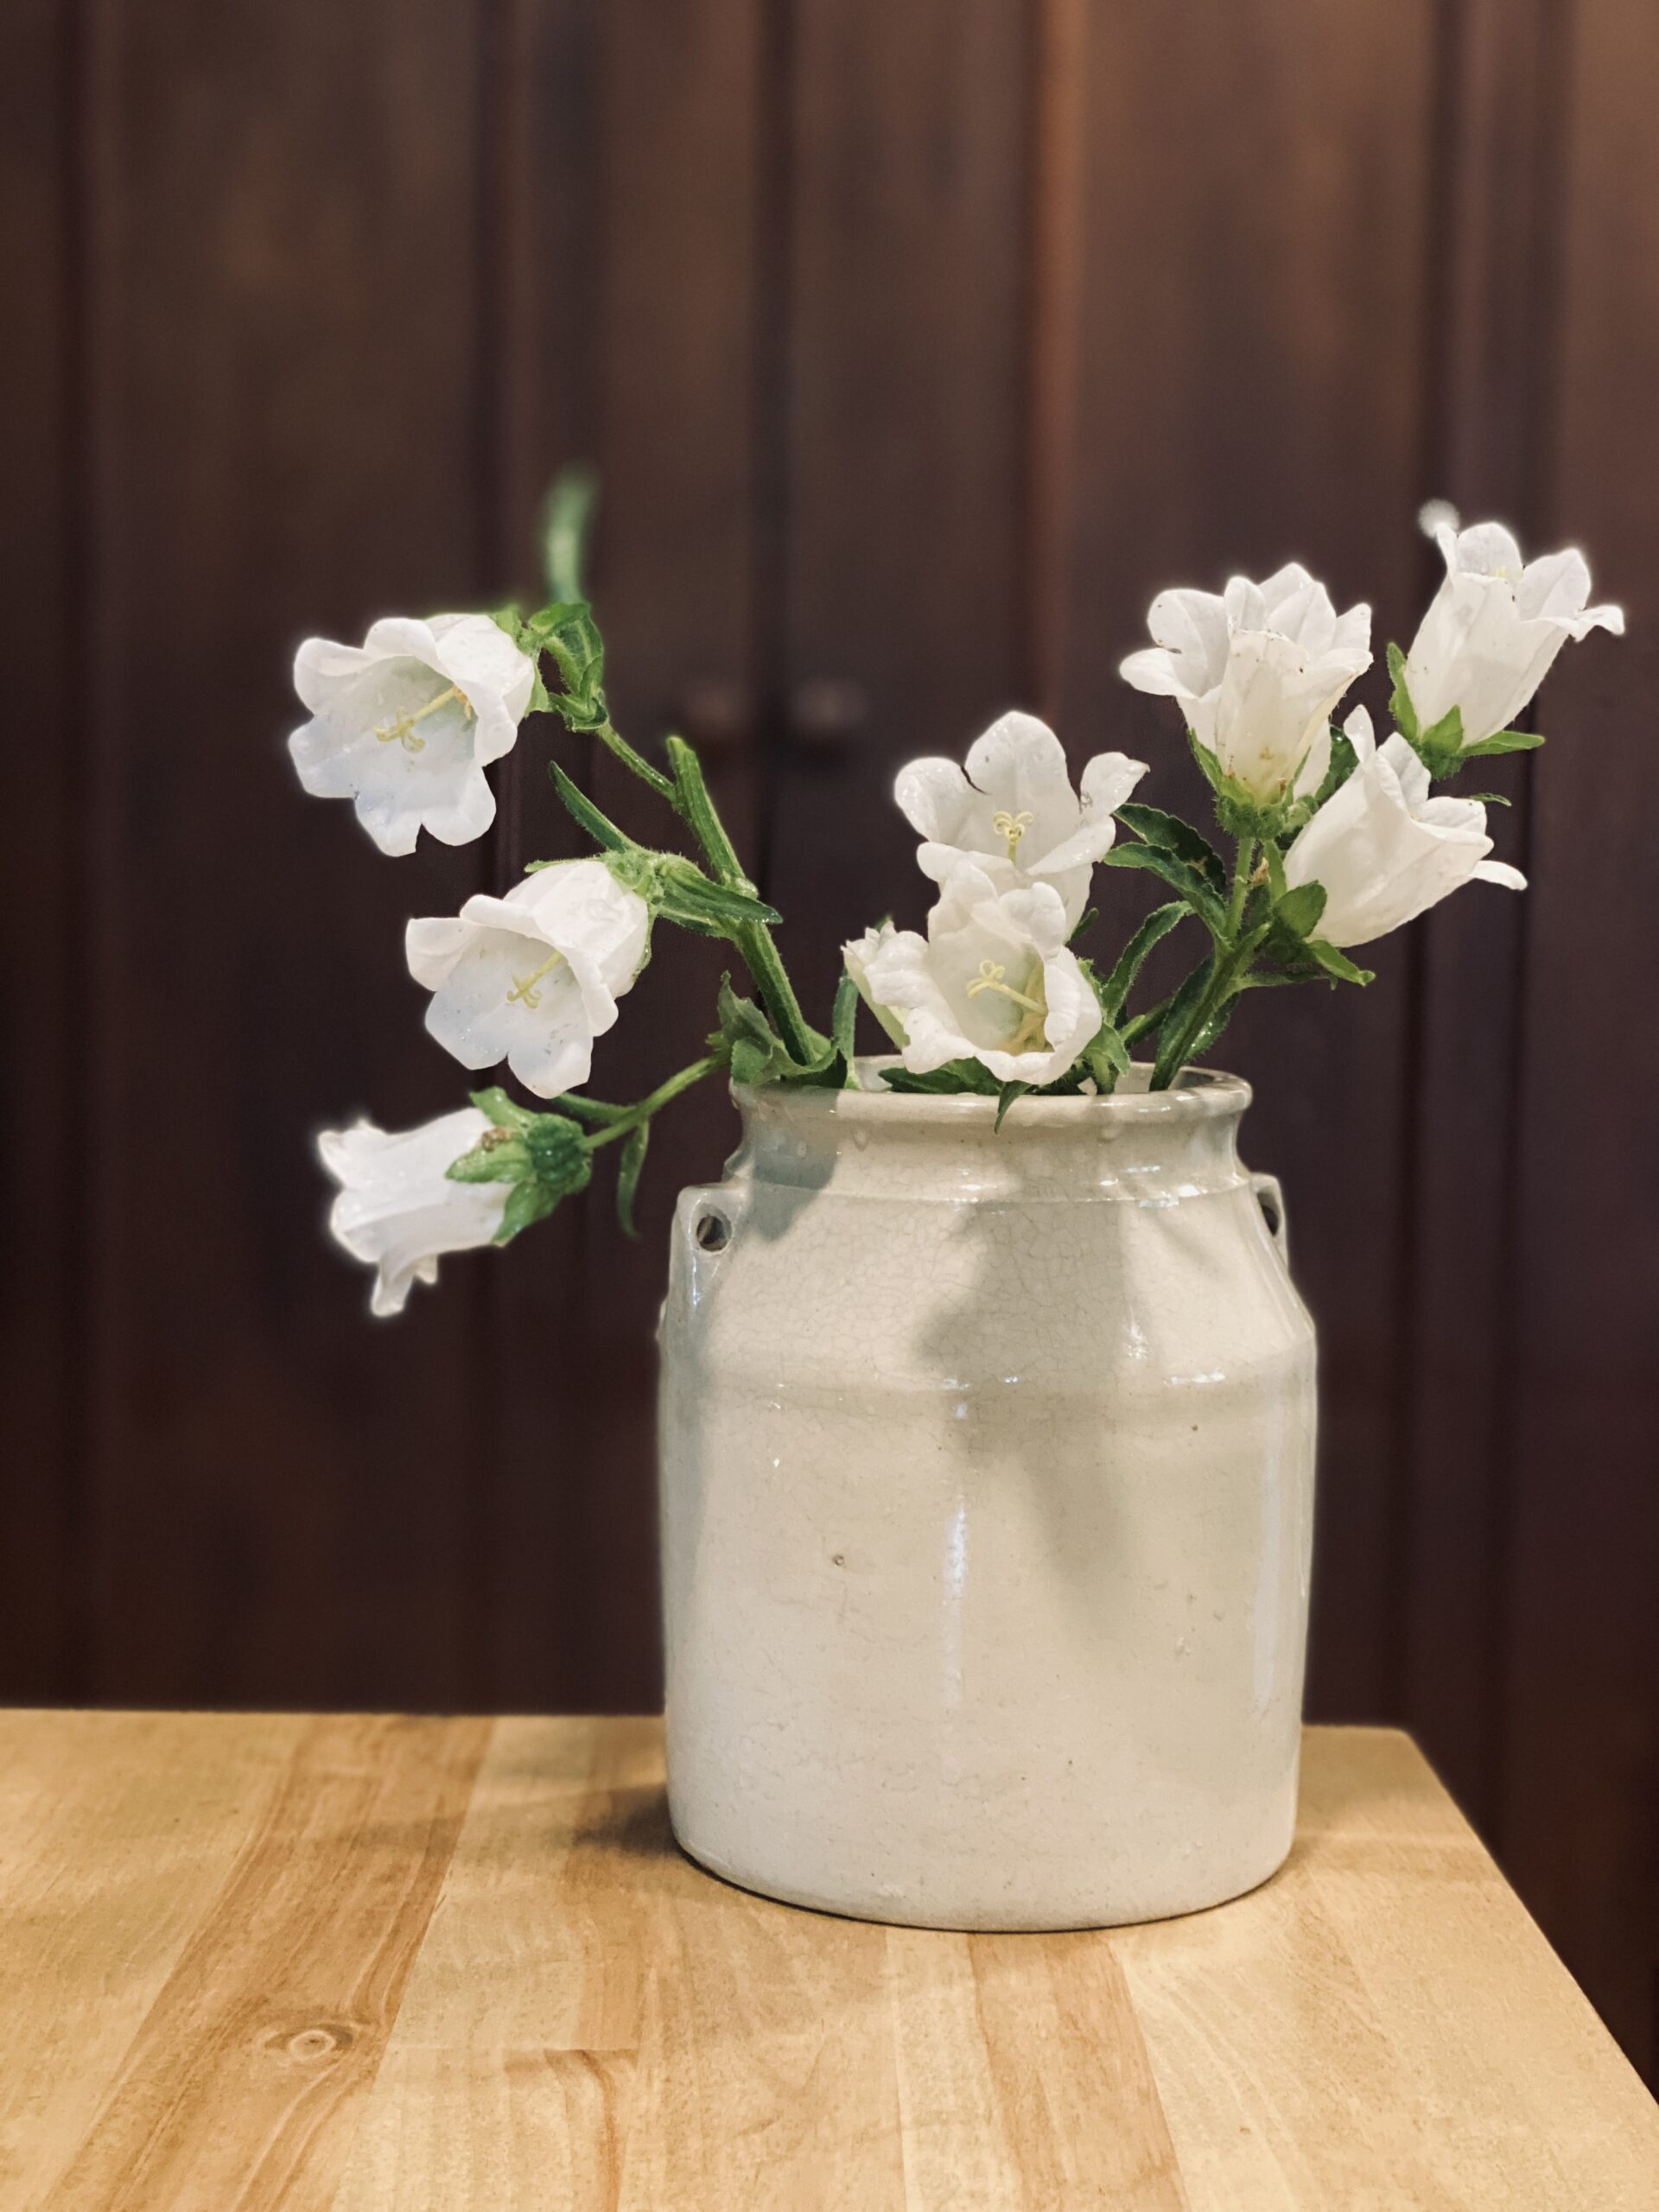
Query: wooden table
[[3, 1717, 1655, 2209]]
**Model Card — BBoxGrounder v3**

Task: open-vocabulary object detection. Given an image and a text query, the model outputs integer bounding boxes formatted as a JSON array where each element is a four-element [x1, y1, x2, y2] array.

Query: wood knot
[[258, 2019, 357, 2068]]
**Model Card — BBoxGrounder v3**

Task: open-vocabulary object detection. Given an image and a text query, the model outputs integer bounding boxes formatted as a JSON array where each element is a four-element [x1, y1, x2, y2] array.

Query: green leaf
[[1459, 728, 1545, 760], [548, 761, 635, 854], [994, 1080, 1031, 1131], [1067, 906, 1098, 945], [1460, 791, 1511, 805], [1270, 881, 1327, 942], [1082, 1022, 1131, 1093], [1185, 724, 1227, 795], [879, 1058, 1001, 1096], [1305, 723, 1359, 817], [1116, 804, 1228, 895], [1415, 704, 1467, 779], [831, 969, 861, 1086], [467, 1087, 539, 1133], [494, 1179, 563, 1244], [524, 1113, 594, 1196], [646, 854, 783, 936], [447, 1131, 533, 1184], [1152, 960, 1211, 1064], [1102, 845, 1229, 938], [1387, 641, 1419, 741], [709, 974, 830, 1087], [1096, 900, 1187, 1021], [615, 1122, 649, 1239], [1305, 938, 1374, 985]]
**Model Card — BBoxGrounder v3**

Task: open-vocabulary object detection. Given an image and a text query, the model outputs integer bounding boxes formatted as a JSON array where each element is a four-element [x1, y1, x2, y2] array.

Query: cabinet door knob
[[787, 677, 870, 755], [676, 677, 752, 752]]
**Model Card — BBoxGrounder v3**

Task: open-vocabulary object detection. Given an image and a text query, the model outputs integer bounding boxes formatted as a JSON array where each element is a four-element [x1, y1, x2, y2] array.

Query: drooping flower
[[290, 614, 537, 855], [406, 858, 650, 1098], [857, 861, 1101, 1085], [1282, 709, 1525, 947], [1119, 563, 1371, 806], [319, 1107, 508, 1317], [893, 711, 1145, 928], [1403, 518, 1624, 747]]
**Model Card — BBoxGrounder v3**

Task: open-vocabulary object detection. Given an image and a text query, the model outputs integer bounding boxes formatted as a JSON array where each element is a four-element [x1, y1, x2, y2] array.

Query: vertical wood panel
[[1057, 1, 1440, 1718], [488, 0, 769, 1709], [1502, 0, 1659, 2079], [1401, 0, 1561, 1831], [773, 0, 1033, 1006], [0, 0, 75, 1695], [79, 0, 494, 1706]]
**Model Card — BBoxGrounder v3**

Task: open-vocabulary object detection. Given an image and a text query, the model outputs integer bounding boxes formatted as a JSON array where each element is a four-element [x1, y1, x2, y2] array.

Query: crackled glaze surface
[[658, 1062, 1317, 1929]]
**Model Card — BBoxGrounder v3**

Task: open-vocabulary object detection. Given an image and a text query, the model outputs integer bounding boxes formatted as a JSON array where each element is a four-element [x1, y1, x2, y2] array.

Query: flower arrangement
[[297, 495, 1620, 1314]]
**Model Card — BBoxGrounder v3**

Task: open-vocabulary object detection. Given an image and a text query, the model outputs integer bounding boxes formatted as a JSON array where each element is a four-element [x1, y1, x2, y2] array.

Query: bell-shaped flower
[[857, 862, 1101, 1086], [1283, 709, 1525, 947], [841, 922, 909, 1046], [1119, 563, 1371, 806], [894, 712, 1146, 929], [319, 1107, 508, 1317], [290, 613, 537, 855], [1404, 518, 1624, 747], [406, 857, 650, 1099]]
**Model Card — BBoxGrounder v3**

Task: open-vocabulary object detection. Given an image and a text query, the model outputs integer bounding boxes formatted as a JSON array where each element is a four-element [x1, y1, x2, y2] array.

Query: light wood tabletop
[[2, 1714, 1654, 2209]]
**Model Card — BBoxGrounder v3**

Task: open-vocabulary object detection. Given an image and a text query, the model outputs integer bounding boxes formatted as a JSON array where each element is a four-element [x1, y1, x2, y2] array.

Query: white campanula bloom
[[290, 614, 536, 855], [1283, 709, 1525, 947], [841, 922, 909, 1047], [405, 858, 650, 1099], [894, 711, 1145, 930], [855, 861, 1101, 1086], [319, 1107, 507, 1317], [1404, 518, 1624, 746], [1119, 563, 1371, 805]]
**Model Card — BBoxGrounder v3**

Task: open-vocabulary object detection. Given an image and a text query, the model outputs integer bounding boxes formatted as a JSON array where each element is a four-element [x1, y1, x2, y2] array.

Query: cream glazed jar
[[657, 1060, 1317, 1930]]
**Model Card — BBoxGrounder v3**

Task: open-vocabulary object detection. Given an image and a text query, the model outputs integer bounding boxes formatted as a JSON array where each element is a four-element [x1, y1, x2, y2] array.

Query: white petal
[[414, 765, 499, 849], [894, 757, 975, 843], [1078, 750, 1147, 816], [1473, 859, 1527, 891], [963, 712, 1076, 825], [429, 612, 537, 723], [294, 635, 372, 712], [1117, 646, 1188, 697], [405, 915, 473, 990]]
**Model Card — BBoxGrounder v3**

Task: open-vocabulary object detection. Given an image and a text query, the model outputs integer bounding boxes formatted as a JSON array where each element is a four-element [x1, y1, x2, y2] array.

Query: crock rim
[[732, 1058, 1252, 1124]]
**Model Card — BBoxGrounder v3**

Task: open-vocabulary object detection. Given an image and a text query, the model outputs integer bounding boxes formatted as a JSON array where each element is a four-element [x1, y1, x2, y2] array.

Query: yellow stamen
[[992, 808, 1035, 861], [964, 958, 1044, 1014], [374, 683, 474, 752], [505, 950, 563, 1010]]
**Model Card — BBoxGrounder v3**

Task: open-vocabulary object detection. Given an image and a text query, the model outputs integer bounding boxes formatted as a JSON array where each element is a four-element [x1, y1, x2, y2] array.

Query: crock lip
[[732, 1058, 1252, 1125]]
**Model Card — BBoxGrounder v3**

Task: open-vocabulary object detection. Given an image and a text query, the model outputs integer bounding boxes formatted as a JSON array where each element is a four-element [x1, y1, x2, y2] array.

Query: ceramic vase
[[657, 1061, 1316, 1930]]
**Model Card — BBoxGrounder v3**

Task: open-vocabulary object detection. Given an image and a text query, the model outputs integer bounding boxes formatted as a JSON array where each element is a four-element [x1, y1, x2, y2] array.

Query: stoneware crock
[[657, 1058, 1316, 1930]]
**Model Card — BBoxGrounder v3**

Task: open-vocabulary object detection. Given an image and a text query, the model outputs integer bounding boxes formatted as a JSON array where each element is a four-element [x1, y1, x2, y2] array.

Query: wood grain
[[41, 1713, 487, 2210], [6, 1715, 1654, 2210]]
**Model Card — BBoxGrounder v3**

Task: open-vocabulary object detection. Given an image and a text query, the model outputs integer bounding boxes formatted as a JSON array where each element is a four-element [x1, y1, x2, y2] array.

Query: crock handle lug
[[1250, 1172, 1289, 1265]]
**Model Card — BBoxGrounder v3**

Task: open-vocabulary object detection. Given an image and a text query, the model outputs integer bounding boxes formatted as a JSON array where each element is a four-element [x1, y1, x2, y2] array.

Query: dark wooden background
[[4, 0, 1656, 2078]]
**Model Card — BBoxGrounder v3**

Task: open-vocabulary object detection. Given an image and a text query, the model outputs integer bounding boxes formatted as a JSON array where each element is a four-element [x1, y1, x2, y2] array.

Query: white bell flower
[[1283, 709, 1526, 948], [859, 862, 1101, 1086], [1404, 518, 1624, 746], [290, 613, 537, 855], [406, 858, 650, 1099], [894, 711, 1146, 929], [841, 922, 909, 1046], [319, 1107, 507, 1317], [1119, 563, 1371, 805]]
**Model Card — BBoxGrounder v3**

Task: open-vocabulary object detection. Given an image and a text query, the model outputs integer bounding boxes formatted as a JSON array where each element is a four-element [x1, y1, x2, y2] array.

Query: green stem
[[1228, 835, 1256, 931], [592, 719, 677, 805], [1148, 836, 1262, 1090], [664, 734, 819, 1065], [585, 1052, 728, 1149]]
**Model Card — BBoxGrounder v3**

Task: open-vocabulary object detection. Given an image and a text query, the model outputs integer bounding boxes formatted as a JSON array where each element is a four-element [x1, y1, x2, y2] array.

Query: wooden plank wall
[[1, 0, 1653, 2077]]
